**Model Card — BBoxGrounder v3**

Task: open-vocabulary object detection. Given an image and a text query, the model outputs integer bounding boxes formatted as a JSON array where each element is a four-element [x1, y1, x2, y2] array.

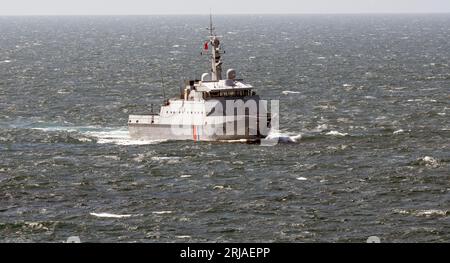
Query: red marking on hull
[[193, 125, 197, 141]]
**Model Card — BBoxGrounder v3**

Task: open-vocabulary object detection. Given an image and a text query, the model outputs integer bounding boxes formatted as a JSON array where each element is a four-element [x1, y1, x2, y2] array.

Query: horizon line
[[1, 12, 450, 16]]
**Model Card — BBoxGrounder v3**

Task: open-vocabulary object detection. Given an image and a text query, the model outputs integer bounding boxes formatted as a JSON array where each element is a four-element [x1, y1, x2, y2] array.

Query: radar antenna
[[159, 68, 167, 104]]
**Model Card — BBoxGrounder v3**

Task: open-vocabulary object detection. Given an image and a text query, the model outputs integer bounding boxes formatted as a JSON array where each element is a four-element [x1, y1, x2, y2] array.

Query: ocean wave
[[393, 129, 406, 135], [325, 131, 348, 137], [415, 210, 448, 217], [282, 90, 301, 95], [413, 156, 440, 168], [311, 124, 328, 132], [150, 156, 182, 163], [152, 211, 173, 215], [175, 235, 192, 239], [0, 221, 58, 232], [90, 212, 140, 218], [393, 209, 448, 217]]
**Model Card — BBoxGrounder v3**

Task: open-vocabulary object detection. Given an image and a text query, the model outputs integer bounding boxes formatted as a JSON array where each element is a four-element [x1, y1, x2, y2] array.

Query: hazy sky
[[1, 0, 450, 15]]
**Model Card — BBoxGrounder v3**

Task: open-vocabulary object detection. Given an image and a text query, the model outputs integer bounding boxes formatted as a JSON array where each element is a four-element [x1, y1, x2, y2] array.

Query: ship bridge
[[180, 68, 256, 101], [193, 70, 255, 99]]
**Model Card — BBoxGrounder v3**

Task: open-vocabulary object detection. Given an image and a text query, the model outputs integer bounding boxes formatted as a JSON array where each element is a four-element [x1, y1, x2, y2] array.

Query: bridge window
[[204, 90, 252, 98]]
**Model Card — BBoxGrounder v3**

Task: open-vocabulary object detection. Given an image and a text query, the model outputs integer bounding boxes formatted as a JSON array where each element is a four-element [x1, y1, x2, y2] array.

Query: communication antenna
[[208, 11, 215, 37], [159, 68, 166, 103]]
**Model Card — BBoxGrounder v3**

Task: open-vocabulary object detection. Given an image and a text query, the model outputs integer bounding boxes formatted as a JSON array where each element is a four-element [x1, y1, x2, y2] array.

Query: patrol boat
[[128, 16, 272, 142]]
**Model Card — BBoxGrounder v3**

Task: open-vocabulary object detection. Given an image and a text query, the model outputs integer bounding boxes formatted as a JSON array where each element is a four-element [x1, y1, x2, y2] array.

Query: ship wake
[[26, 124, 166, 145], [263, 130, 302, 144], [85, 128, 166, 145]]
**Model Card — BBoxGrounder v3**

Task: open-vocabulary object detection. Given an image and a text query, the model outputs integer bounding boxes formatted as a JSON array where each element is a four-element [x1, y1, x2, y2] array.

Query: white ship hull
[[129, 116, 268, 142]]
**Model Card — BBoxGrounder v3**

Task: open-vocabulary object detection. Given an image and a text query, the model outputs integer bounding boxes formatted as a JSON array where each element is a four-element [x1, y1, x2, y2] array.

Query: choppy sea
[[0, 15, 449, 242]]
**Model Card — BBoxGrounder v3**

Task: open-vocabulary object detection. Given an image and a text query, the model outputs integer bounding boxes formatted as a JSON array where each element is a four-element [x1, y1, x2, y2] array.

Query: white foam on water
[[175, 235, 192, 239], [393, 129, 405, 135], [1, 60, 12, 63], [296, 177, 308, 181], [90, 212, 132, 218], [219, 139, 252, 143], [394, 209, 448, 217], [152, 211, 173, 215], [32, 127, 80, 132], [312, 124, 328, 132], [29, 124, 112, 133], [86, 129, 165, 145], [415, 210, 448, 217], [326, 131, 349, 137], [417, 156, 440, 167], [57, 89, 71, 95], [151, 156, 182, 161], [282, 90, 301, 95], [30, 125, 166, 145], [265, 130, 302, 143], [24, 222, 50, 230], [392, 209, 410, 215]]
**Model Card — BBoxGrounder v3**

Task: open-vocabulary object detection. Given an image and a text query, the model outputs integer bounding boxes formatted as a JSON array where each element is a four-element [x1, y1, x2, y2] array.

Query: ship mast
[[207, 14, 223, 81]]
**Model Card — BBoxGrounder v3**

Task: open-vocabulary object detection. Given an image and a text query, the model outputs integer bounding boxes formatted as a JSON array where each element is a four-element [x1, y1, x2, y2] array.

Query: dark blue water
[[0, 15, 449, 242]]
